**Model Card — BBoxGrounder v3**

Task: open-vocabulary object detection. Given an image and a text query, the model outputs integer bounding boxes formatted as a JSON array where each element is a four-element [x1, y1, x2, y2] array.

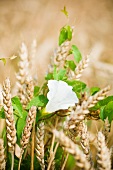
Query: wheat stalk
[[53, 129, 92, 170], [97, 131, 111, 170], [0, 139, 6, 170], [35, 122, 45, 170]]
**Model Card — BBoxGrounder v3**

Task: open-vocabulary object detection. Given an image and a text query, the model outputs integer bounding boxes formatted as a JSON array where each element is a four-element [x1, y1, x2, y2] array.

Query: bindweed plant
[[0, 17, 113, 170]]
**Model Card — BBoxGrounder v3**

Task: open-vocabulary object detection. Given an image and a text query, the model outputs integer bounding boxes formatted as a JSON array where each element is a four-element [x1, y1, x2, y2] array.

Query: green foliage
[[0, 107, 5, 119], [66, 80, 86, 93], [34, 86, 40, 97], [70, 45, 82, 63], [12, 96, 23, 118], [89, 96, 113, 123], [90, 87, 100, 95], [45, 67, 67, 81], [16, 118, 26, 144], [27, 95, 48, 109], [59, 25, 72, 45], [55, 146, 64, 169], [53, 67, 67, 80], [0, 58, 6, 65], [61, 6, 68, 17], [45, 73, 53, 80], [90, 96, 113, 111], [66, 154, 76, 169], [100, 101, 113, 123], [65, 60, 76, 71]]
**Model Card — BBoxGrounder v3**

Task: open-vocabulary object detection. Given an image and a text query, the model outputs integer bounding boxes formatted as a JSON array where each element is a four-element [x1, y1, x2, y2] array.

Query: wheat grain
[[97, 131, 111, 170], [102, 117, 110, 144], [2, 78, 16, 152], [80, 122, 92, 164], [16, 43, 29, 107], [0, 139, 6, 170], [20, 106, 36, 151], [70, 55, 89, 80], [48, 40, 70, 73], [25, 76, 34, 103], [35, 122, 45, 170]]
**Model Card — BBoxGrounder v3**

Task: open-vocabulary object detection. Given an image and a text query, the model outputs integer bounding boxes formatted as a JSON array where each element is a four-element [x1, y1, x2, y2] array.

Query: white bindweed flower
[[46, 80, 79, 113]]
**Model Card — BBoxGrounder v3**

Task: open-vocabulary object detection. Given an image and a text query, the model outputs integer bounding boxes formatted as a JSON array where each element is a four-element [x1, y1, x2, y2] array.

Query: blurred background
[[0, 0, 113, 92]]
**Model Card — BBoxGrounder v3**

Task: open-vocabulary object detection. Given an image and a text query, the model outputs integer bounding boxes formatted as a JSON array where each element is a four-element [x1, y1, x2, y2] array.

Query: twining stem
[[61, 153, 69, 170], [11, 152, 14, 170], [30, 121, 36, 170]]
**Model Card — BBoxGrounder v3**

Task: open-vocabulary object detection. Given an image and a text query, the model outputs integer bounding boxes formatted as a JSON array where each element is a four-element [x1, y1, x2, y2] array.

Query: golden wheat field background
[[0, 1, 113, 169], [0, 0, 113, 91]]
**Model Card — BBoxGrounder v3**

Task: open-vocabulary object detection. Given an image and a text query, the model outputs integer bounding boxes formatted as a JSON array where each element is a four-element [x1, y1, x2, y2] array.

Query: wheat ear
[[70, 55, 89, 80], [97, 131, 111, 170], [67, 85, 110, 129], [16, 42, 29, 107], [2, 78, 16, 170], [102, 117, 110, 144], [80, 122, 92, 164], [18, 106, 36, 170], [53, 129, 91, 170], [0, 139, 6, 170], [35, 122, 45, 170], [48, 40, 70, 73]]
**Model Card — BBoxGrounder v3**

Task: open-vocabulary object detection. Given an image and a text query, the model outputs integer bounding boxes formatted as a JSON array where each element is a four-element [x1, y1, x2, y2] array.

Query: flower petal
[[46, 80, 79, 113]]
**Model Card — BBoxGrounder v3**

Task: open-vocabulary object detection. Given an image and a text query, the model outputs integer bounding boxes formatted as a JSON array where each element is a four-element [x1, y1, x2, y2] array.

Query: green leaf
[[17, 118, 26, 144], [90, 96, 113, 111], [70, 45, 82, 63], [12, 96, 23, 118], [55, 146, 63, 169], [27, 95, 48, 110], [90, 87, 100, 95], [102, 101, 113, 123], [0, 58, 6, 65], [59, 25, 72, 46], [65, 60, 76, 71], [45, 73, 53, 80], [99, 106, 106, 121], [34, 86, 40, 97], [66, 154, 76, 170], [0, 107, 5, 119], [99, 96, 113, 106], [53, 67, 67, 80], [66, 80, 86, 93], [61, 6, 68, 17]]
